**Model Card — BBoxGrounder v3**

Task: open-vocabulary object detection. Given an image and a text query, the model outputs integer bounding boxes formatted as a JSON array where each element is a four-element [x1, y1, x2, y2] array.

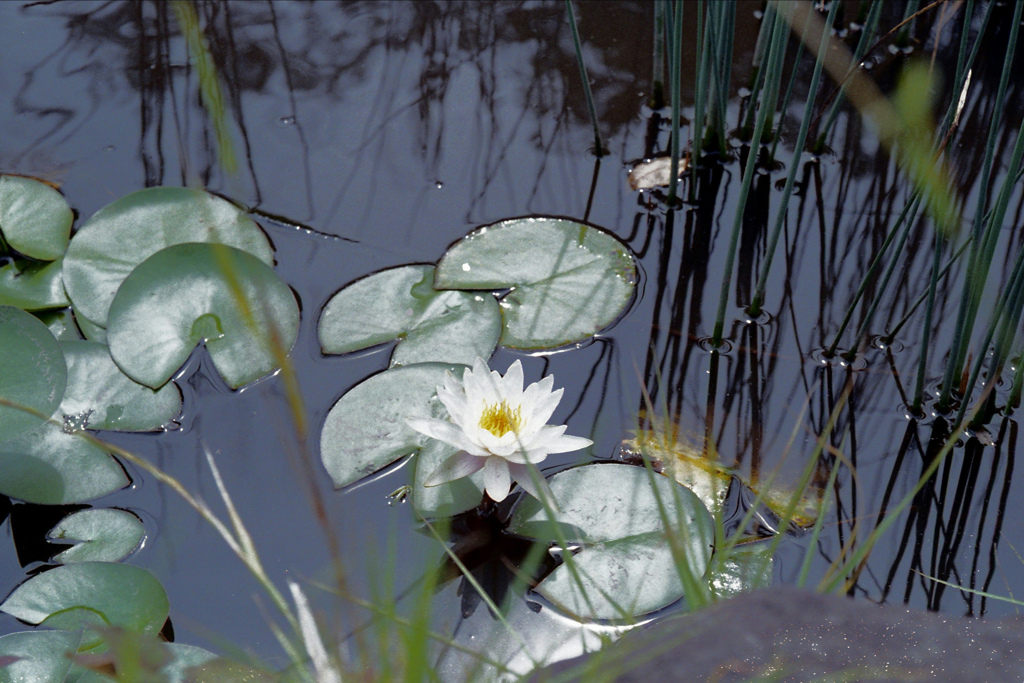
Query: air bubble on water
[[434, 181, 443, 189], [277, 115, 296, 126]]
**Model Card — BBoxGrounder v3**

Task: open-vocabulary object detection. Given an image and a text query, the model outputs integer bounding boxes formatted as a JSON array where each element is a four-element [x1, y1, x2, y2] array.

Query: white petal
[[463, 362, 495, 412], [526, 385, 563, 429], [482, 455, 512, 502], [437, 384, 472, 427], [522, 374, 555, 409], [479, 430, 521, 457], [540, 430, 593, 455], [519, 423, 567, 450], [499, 360, 524, 403], [407, 418, 488, 456], [509, 462, 556, 505], [423, 451, 486, 486]]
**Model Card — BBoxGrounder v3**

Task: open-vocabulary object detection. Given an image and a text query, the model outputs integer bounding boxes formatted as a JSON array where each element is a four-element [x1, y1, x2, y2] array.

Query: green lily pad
[[63, 186, 274, 328], [318, 264, 500, 367], [106, 243, 300, 390], [0, 420, 129, 504], [0, 258, 69, 310], [508, 462, 714, 620], [0, 175, 73, 260], [0, 305, 67, 439], [60, 340, 182, 431], [49, 508, 146, 564], [320, 363, 462, 489], [434, 217, 638, 349], [0, 630, 82, 683], [0, 563, 169, 650], [73, 312, 107, 344], [410, 438, 485, 519], [34, 309, 83, 341]]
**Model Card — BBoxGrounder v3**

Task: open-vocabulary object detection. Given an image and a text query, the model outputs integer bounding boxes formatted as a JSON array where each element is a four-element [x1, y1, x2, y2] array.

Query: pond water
[[1, 1, 1024, 680]]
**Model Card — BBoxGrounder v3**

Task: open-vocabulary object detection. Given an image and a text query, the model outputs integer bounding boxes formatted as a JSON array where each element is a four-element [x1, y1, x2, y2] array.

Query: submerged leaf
[[49, 508, 146, 564], [0, 258, 69, 310], [63, 186, 273, 327], [0, 305, 67, 439], [320, 363, 463, 489], [0, 175, 73, 260], [0, 563, 169, 650], [106, 243, 300, 390], [318, 264, 501, 367], [508, 462, 714, 620], [627, 156, 689, 191], [60, 340, 182, 431], [434, 217, 637, 349], [0, 420, 129, 504]]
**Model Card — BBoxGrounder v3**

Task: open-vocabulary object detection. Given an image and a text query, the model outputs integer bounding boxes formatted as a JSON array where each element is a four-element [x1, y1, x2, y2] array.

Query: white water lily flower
[[408, 358, 593, 502]]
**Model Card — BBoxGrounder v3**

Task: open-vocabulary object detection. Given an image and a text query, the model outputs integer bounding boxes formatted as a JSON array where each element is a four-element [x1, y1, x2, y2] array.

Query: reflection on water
[[2, 0, 1024, 678]]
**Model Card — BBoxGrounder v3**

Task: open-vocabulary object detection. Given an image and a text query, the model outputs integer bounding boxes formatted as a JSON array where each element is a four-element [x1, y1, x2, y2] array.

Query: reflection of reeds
[[636, 0, 1024, 626]]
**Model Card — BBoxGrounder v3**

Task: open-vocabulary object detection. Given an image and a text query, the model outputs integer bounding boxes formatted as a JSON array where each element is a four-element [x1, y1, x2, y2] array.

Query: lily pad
[[34, 309, 83, 341], [0, 563, 169, 649], [49, 508, 146, 564], [74, 312, 107, 344], [410, 438, 485, 519], [63, 186, 274, 328], [0, 175, 73, 260], [0, 420, 129, 504], [318, 264, 501, 367], [106, 243, 300, 390], [320, 363, 462, 489], [0, 630, 81, 683], [60, 340, 182, 431], [0, 258, 69, 310], [0, 305, 67, 439], [508, 462, 714, 620], [434, 217, 638, 349]]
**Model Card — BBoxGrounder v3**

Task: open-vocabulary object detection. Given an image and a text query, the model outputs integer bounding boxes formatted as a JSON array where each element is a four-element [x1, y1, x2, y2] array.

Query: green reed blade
[[651, 0, 666, 110], [711, 3, 788, 346], [813, 0, 882, 152], [938, 0, 1024, 409], [667, 0, 684, 203], [689, 0, 710, 201], [565, 0, 605, 156], [750, 0, 839, 317]]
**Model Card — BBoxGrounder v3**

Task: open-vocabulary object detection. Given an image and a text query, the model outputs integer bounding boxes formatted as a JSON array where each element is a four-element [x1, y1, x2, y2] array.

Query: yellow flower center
[[478, 400, 522, 437]]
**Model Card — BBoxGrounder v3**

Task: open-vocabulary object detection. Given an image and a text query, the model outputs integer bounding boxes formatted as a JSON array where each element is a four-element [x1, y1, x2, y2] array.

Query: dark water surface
[[2, 1, 1023, 678]]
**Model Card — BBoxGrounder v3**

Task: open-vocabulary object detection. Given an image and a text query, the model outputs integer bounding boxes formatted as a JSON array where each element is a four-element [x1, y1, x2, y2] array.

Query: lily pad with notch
[[62, 186, 274, 328], [318, 264, 500, 367], [434, 217, 638, 349], [508, 462, 714, 620], [48, 508, 146, 564], [106, 242, 300, 390], [0, 305, 67, 440], [0, 175, 73, 261], [0, 562, 169, 650], [320, 363, 464, 489], [59, 340, 182, 431]]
